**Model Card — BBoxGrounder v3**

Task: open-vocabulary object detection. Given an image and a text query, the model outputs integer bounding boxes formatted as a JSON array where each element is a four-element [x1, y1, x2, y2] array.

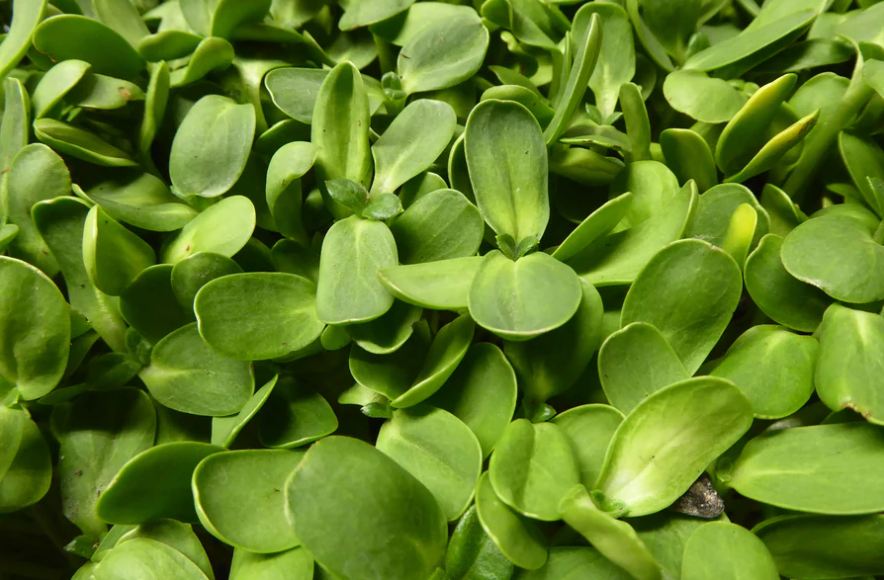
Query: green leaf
[[0, 257, 70, 399], [398, 13, 489, 95], [32, 197, 128, 352], [400, 172, 449, 209], [346, 300, 422, 355], [266, 141, 315, 244], [32, 60, 92, 118], [0, 77, 30, 173], [745, 234, 829, 332], [286, 437, 448, 580], [644, 0, 702, 62], [322, 324, 353, 351], [469, 251, 582, 341], [258, 377, 338, 448], [596, 377, 753, 517], [339, 0, 415, 30], [543, 13, 601, 145], [390, 189, 484, 264], [815, 304, 884, 424], [489, 419, 580, 521], [137, 31, 203, 61], [710, 325, 817, 419], [211, 374, 278, 448], [725, 109, 819, 184], [566, 181, 698, 286], [317, 215, 397, 324], [521, 546, 634, 580], [94, 538, 209, 580], [230, 547, 313, 580], [632, 514, 709, 579], [34, 119, 138, 167], [139, 61, 170, 162], [663, 70, 747, 124], [720, 204, 758, 264], [194, 449, 304, 553], [264, 69, 327, 124], [715, 74, 797, 176], [0, 224, 19, 253], [362, 191, 403, 220], [53, 388, 156, 538], [350, 321, 430, 400], [271, 240, 319, 283], [93, 0, 150, 47], [558, 485, 662, 580], [116, 520, 214, 580], [170, 252, 242, 311], [326, 29, 379, 70], [754, 514, 884, 579], [161, 196, 256, 264], [683, 10, 816, 73], [0, 413, 52, 513], [504, 279, 604, 405], [326, 178, 370, 215], [445, 505, 514, 580], [576, 4, 634, 122], [481, 85, 555, 127], [427, 343, 517, 459], [391, 314, 475, 407], [621, 239, 742, 374], [0, 407, 25, 483], [119, 265, 194, 345], [33, 14, 146, 79], [83, 205, 156, 296], [781, 205, 884, 303], [620, 81, 653, 162], [475, 471, 548, 570], [551, 192, 634, 262], [551, 405, 624, 494], [140, 323, 254, 416], [312, 62, 372, 219], [2, 144, 70, 276], [169, 95, 256, 198], [681, 522, 779, 580], [377, 405, 482, 521], [684, 183, 770, 250], [625, 0, 674, 72], [660, 129, 719, 193], [195, 272, 325, 360], [466, 100, 548, 243], [378, 257, 481, 310], [169, 37, 235, 88], [840, 131, 884, 216], [599, 322, 690, 414], [81, 172, 198, 233], [728, 422, 884, 514], [372, 100, 456, 194], [266, 68, 385, 124], [610, 161, 681, 231], [209, 0, 272, 38], [69, 73, 145, 110], [95, 442, 221, 524], [0, 0, 48, 79]]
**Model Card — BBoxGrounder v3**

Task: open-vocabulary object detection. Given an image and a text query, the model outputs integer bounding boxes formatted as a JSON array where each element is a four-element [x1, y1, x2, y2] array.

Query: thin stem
[[784, 75, 874, 203], [374, 34, 396, 75]]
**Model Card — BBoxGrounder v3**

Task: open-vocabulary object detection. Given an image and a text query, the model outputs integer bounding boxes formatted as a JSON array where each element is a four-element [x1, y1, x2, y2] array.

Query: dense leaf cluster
[[1, 0, 884, 579]]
